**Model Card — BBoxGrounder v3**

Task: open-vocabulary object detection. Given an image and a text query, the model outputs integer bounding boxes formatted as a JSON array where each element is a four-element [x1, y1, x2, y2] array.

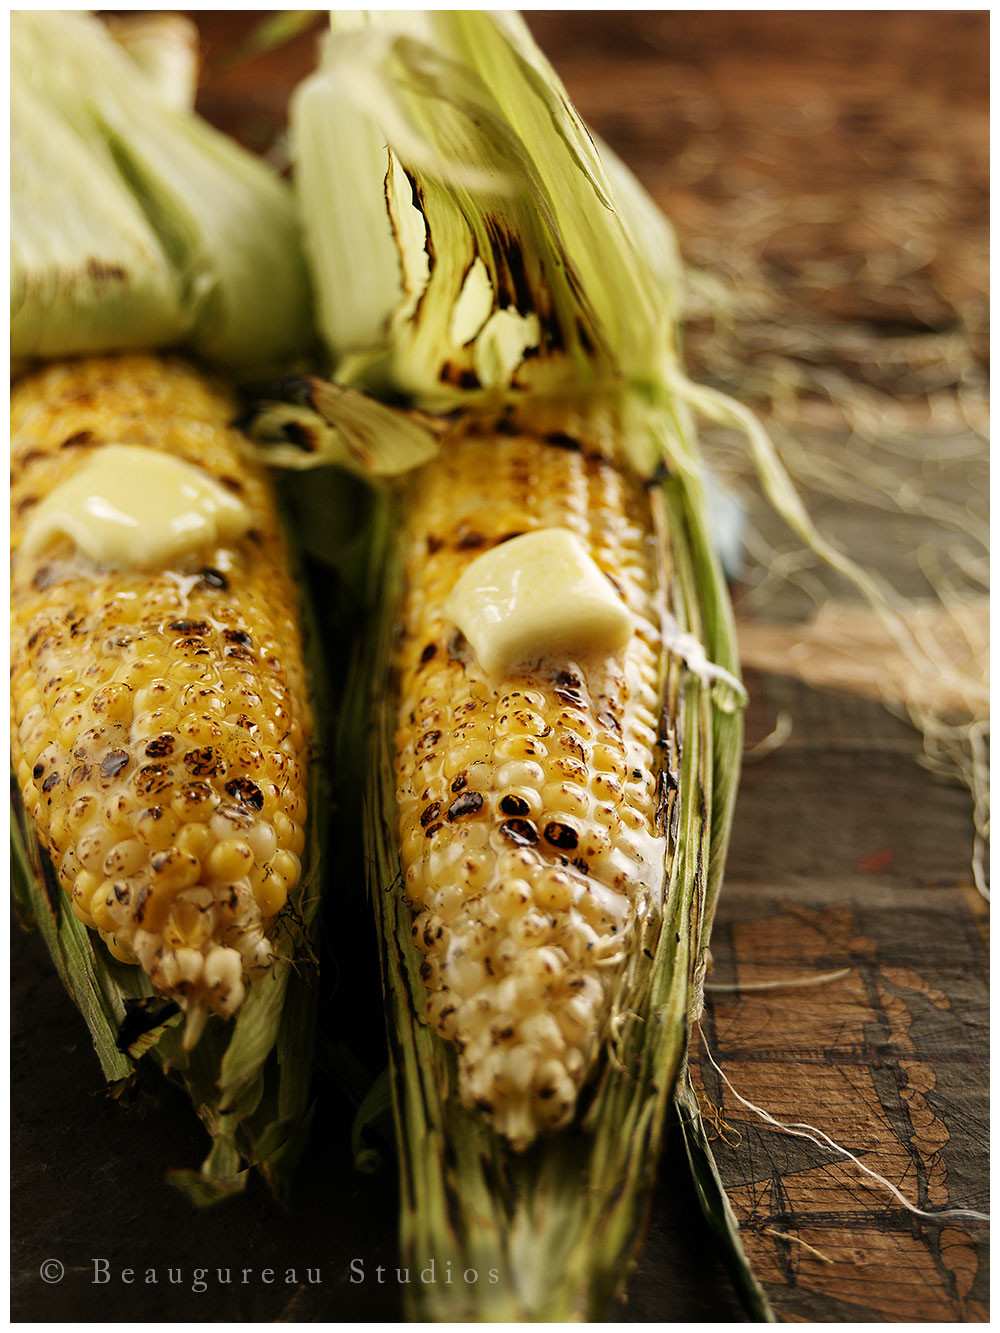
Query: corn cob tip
[[182, 1001, 209, 1051]]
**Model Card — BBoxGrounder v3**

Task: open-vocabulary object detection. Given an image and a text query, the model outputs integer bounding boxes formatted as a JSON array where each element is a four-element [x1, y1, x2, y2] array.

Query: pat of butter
[[445, 528, 633, 676], [21, 444, 252, 570]]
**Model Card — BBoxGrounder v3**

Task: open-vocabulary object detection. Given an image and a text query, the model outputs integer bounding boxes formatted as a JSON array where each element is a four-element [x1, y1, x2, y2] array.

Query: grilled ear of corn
[[395, 426, 668, 1150], [11, 355, 311, 1047], [266, 8, 764, 1318]]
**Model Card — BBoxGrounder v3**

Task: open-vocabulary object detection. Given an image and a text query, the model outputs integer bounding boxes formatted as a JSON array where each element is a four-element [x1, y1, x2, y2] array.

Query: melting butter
[[446, 527, 634, 677], [22, 444, 251, 570]]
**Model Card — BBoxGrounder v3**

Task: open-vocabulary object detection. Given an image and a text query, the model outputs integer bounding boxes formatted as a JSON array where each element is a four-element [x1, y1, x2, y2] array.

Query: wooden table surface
[[12, 11, 988, 1323]]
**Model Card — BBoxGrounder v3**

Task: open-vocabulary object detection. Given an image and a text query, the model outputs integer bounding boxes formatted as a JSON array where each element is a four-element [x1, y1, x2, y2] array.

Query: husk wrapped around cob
[[10, 12, 323, 1203], [252, 11, 769, 1317]]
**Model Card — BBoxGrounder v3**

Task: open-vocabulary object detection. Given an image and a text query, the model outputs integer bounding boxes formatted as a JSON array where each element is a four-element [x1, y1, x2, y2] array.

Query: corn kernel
[[207, 840, 254, 882], [150, 847, 201, 890], [255, 872, 288, 918], [271, 849, 300, 887], [136, 805, 181, 850]]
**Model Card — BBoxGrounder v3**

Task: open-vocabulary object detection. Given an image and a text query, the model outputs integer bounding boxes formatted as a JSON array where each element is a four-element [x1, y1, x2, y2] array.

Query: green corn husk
[[254, 10, 770, 1319], [11, 11, 313, 377]]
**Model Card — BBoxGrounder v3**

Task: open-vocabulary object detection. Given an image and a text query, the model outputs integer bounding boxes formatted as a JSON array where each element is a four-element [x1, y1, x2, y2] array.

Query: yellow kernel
[[496, 759, 546, 789], [510, 911, 552, 946], [271, 849, 300, 888], [91, 889, 118, 933], [103, 932, 138, 965], [179, 714, 223, 746], [77, 829, 115, 873], [103, 838, 146, 878], [400, 826, 424, 865], [494, 878, 532, 919], [69, 795, 100, 833], [457, 850, 490, 893], [92, 682, 134, 725], [495, 734, 547, 762], [592, 744, 627, 779], [255, 872, 288, 918], [232, 739, 265, 771], [592, 772, 623, 802], [150, 847, 202, 890], [447, 740, 489, 773], [207, 840, 255, 882], [173, 821, 214, 861], [136, 806, 181, 850], [535, 870, 575, 913], [132, 708, 180, 741], [288, 820, 306, 857], [541, 781, 589, 819], [70, 871, 101, 926], [578, 826, 612, 859], [619, 805, 646, 833], [171, 782, 215, 822]]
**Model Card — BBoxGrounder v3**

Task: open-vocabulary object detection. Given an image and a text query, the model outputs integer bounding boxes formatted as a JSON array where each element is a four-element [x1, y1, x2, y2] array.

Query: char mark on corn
[[10, 355, 311, 1043], [393, 429, 668, 1150]]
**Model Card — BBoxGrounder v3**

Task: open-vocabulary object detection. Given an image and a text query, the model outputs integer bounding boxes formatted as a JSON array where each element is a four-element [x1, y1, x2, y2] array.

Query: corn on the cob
[[394, 426, 667, 1149], [10, 355, 310, 1044]]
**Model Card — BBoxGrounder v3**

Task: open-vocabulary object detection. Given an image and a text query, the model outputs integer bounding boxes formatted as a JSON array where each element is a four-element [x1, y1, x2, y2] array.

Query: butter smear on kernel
[[446, 528, 634, 676], [22, 444, 252, 569]]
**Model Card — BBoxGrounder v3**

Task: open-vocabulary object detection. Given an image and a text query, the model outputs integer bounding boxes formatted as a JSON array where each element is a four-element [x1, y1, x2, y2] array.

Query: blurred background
[[13, 12, 988, 1323]]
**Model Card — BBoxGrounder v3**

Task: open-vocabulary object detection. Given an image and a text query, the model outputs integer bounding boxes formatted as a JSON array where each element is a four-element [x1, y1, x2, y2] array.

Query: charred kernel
[[168, 618, 211, 635], [99, 749, 130, 779], [171, 781, 215, 819], [32, 762, 44, 780], [500, 817, 539, 847], [134, 763, 173, 796], [499, 793, 530, 817], [544, 821, 579, 851], [223, 628, 253, 647], [196, 567, 228, 591], [144, 734, 175, 758], [67, 763, 89, 787], [176, 636, 211, 655], [554, 669, 582, 690], [183, 747, 225, 778], [451, 772, 468, 793], [447, 791, 484, 820], [224, 777, 264, 811], [42, 771, 60, 792], [416, 730, 442, 753], [420, 643, 437, 665], [424, 822, 444, 838], [420, 802, 442, 828]]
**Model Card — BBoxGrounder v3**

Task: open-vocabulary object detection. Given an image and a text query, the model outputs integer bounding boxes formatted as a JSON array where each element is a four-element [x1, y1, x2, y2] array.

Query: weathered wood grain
[[693, 669, 988, 1322]]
